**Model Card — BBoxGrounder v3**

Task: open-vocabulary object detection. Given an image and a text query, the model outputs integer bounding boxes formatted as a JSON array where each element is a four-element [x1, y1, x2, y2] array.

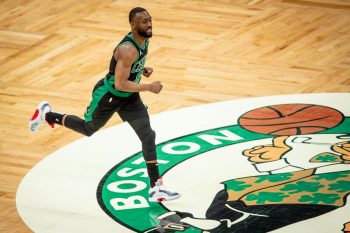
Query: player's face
[[133, 11, 152, 38]]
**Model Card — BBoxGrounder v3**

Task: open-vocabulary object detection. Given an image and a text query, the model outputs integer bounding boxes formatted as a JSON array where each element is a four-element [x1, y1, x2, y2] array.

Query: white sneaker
[[29, 101, 52, 133], [149, 179, 181, 202]]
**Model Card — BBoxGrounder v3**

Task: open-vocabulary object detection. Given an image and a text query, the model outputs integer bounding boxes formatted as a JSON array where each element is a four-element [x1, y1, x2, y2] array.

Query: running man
[[29, 7, 181, 203]]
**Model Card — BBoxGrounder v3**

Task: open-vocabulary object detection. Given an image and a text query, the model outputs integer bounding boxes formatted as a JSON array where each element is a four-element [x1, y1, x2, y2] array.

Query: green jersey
[[105, 32, 148, 97]]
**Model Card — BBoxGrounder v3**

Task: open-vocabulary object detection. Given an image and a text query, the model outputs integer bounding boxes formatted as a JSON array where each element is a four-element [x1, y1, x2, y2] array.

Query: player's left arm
[[142, 39, 153, 78]]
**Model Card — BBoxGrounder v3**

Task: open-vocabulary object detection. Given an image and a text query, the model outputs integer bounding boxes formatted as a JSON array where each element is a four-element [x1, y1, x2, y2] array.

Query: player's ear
[[130, 21, 136, 30]]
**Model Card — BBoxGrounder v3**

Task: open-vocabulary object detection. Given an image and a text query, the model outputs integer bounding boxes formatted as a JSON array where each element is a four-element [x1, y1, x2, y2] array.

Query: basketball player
[[29, 7, 181, 202]]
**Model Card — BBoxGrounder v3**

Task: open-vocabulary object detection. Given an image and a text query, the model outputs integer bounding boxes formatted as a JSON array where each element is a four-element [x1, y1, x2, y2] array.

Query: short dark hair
[[129, 7, 147, 23]]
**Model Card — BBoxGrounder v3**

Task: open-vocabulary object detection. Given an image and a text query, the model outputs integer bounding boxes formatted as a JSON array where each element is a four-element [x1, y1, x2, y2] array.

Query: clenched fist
[[147, 81, 163, 94], [143, 67, 153, 77]]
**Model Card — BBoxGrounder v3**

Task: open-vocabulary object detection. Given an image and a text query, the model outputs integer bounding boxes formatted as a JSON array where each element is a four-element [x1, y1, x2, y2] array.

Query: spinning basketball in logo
[[238, 104, 344, 135]]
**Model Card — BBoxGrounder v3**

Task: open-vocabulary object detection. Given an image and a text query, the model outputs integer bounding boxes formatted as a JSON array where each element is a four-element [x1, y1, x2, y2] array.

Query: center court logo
[[97, 103, 350, 233], [16, 93, 350, 233]]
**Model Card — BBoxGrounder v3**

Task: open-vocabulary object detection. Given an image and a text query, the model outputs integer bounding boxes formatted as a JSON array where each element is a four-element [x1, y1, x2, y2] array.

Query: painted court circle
[[17, 93, 350, 233]]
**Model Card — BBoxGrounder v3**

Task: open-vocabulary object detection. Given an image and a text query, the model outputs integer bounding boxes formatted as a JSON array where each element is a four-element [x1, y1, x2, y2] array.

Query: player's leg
[[127, 117, 159, 186], [119, 94, 181, 202], [127, 117, 181, 202], [29, 79, 116, 136], [48, 113, 112, 136], [118, 94, 159, 186]]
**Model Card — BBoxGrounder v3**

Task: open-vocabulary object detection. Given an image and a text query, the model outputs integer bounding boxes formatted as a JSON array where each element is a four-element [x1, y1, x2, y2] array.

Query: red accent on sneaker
[[157, 198, 166, 202], [31, 109, 39, 120], [48, 122, 55, 128]]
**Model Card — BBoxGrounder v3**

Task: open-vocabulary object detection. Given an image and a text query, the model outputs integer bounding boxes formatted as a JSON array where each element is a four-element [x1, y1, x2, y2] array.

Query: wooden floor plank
[[0, 0, 349, 232]]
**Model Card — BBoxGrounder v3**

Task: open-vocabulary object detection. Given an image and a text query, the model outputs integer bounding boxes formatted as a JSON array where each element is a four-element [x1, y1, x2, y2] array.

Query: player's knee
[[85, 130, 95, 137], [85, 128, 96, 137], [85, 123, 99, 136], [142, 129, 156, 147]]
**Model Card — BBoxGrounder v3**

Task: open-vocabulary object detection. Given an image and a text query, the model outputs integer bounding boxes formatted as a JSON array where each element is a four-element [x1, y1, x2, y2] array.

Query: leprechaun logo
[[97, 103, 350, 233]]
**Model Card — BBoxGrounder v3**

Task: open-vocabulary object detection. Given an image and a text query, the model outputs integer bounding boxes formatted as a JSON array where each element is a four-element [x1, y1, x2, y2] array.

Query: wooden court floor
[[1, 0, 350, 232]]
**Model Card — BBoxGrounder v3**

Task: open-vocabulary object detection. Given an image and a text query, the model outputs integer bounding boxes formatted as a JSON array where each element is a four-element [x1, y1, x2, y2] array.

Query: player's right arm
[[114, 44, 162, 94]]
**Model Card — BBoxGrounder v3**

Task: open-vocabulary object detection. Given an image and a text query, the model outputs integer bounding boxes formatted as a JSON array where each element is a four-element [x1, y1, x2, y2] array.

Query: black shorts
[[84, 78, 148, 127]]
